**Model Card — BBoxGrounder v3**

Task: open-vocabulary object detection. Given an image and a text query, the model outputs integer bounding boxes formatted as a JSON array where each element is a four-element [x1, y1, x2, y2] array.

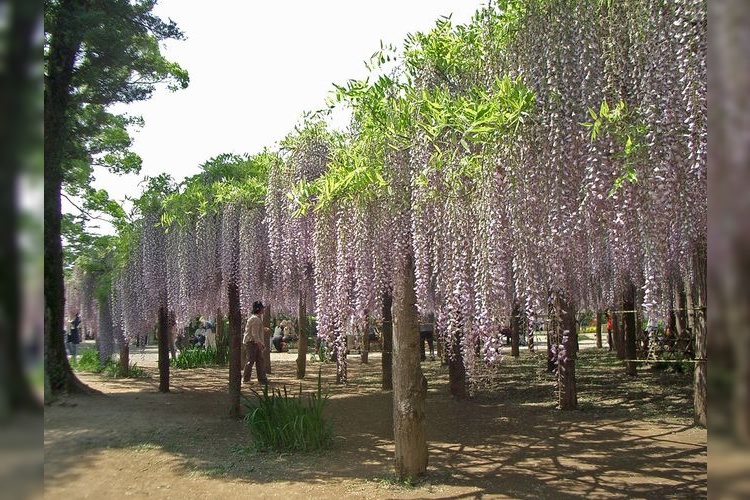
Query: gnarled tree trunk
[[692, 242, 707, 427], [392, 252, 427, 481], [43, 1, 93, 397], [556, 293, 577, 410], [595, 310, 603, 349], [228, 281, 242, 418]]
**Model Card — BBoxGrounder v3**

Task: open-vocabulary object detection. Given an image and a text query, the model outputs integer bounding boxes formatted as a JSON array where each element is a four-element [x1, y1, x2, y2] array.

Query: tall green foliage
[[243, 374, 333, 452], [45, 0, 189, 395]]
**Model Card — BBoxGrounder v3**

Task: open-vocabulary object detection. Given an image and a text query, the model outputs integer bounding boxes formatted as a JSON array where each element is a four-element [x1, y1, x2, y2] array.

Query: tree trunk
[[265, 307, 273, 372], [335, 329, 347, 384], [97, 294, 115, 364], [228, 281, 242, 418], [675, 288, 688, 338], [215, 308, 227, 365], [361, 317, 371, 364], [448, 334, 467, 399], [613, 310, 626, 360], [296, 292, 308, 379], [595, 310, 603, 349], [392, 252, 427, 481], [546, 321, 556, 373], [119, 341, 129, 377], [43, 1, 94, 397], [436, 332, 444, 363], [0, 0, 42, 416], [157, 304, 169, 392], [556, 294, 578, 410], [623, 282, 638, 376], [526, 313, 535, 352], [692, 242, 707, 427], [381, 292, 393, 391], [511, 301, 520, 358]]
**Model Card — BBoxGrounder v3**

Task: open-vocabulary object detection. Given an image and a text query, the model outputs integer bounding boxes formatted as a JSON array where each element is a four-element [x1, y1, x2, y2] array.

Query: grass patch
[[374, 474, 418, 489], [70, 347, 103, 372], [243, 371, 333, 452], [171, 346, 223, 369], [105, 361, 149, 379], [131, 442, 161, 453], [70, 346, 148, 378]]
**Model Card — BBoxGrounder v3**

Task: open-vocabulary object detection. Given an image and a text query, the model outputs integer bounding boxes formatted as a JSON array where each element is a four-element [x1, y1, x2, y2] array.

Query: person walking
[[68, 312, 81, 359], [419, 312, 435, 361], [243, 301, 269, 384]]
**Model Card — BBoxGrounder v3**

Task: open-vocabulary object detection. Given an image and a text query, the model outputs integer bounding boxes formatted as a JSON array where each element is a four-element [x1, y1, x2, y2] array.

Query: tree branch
[[61, 192, 117, 225]]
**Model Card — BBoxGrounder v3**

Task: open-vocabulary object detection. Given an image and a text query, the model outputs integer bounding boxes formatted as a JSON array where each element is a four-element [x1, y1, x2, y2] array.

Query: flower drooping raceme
[[472, 163, 514, 366], [312, 207, 339, 345], [118, 237, 151, 342], [266, 129, 330, 314], [165, 223, 194, 329], [141, 211, 168, 310], [239, 205, 273, 313], [333, 205, 358, 381], [218, 202, 241, 313], [352, 200, 381, 326], [193, 213, 221, 315], [110, 280, 128, 350], [64, 264, 84, 321]]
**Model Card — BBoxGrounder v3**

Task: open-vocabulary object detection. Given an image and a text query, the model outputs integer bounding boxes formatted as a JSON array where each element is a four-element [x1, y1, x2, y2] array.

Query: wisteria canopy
[[67, 0, 705, 387]]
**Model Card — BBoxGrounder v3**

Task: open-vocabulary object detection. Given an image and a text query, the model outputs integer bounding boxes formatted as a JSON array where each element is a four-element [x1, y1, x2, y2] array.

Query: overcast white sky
[[87, 0, 488, 220]]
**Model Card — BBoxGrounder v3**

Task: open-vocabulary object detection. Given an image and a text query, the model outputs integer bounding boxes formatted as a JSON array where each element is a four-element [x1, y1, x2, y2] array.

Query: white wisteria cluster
[[239, 205, 273, 313], [266, 132, 329, 315]]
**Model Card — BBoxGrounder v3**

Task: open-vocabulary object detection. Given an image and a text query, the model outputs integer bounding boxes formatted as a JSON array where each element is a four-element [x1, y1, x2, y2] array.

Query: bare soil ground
[[44, 346, 706, 499]]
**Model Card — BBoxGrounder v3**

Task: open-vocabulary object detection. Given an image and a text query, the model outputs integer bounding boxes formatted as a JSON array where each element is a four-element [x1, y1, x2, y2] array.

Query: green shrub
[[70, 347, 104, 373], [103, 360, 149, 379], [243, 372, 333, 452], [171, 346, 221, 369]]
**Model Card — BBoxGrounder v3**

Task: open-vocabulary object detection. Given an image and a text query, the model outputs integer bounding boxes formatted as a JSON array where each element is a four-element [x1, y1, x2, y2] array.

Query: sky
[[88, 0, 489, 220]]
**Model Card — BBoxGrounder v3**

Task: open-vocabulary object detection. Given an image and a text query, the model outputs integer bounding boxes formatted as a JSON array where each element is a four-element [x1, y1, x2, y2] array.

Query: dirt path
[[44, 348, 706, 499]]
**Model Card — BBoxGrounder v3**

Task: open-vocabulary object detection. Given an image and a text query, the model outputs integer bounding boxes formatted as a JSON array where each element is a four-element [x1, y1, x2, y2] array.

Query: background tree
[[44, 0, 188, 395], [709, 0, 748, 443], [0, 0, 43, 417]]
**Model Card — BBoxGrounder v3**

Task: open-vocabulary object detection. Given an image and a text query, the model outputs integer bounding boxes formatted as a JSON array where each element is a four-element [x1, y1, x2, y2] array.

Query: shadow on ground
[[44, 348, 706, 498]]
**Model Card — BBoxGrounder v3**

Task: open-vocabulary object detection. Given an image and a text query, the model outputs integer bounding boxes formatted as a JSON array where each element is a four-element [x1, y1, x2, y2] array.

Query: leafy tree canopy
[[45, 0, 189, 235]]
